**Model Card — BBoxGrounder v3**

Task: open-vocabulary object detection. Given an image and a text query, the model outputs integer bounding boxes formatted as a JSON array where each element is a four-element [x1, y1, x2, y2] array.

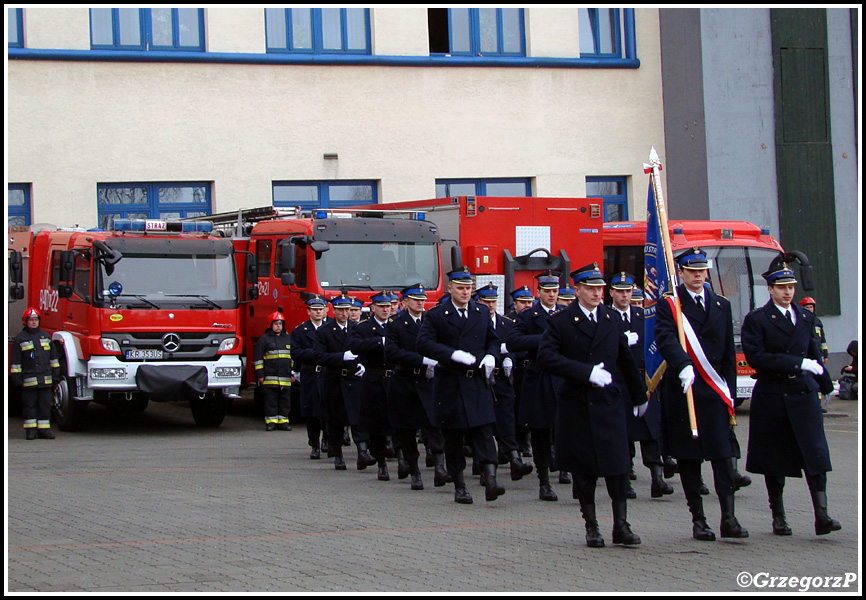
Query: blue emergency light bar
[[112, 218, 214, 233]]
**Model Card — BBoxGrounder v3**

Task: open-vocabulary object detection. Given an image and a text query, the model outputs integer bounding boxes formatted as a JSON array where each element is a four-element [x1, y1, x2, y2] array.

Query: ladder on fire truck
[[182, 206, 300, 236]]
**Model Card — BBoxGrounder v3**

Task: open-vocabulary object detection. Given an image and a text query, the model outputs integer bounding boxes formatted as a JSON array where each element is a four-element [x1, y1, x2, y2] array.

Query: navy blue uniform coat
[[507, 303, 561, 428], [349, 317, 392, 435], [384, 311, 436, 429], [416, 301, 499, 429], [290, 319, 326, 419], [314, 320, 362, 427], [655, 285, 737, 461], [614, 305, 662, 442], [741, 301, 834, 477], [537, 303, 644, 477]]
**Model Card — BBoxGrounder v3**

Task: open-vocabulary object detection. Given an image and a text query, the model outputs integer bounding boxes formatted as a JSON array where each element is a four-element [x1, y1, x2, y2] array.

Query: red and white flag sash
[[666, 296, 735, 417]]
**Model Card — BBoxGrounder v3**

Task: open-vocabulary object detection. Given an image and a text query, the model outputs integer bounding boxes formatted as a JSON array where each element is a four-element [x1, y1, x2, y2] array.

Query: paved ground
[[5, 393, 861, 594]]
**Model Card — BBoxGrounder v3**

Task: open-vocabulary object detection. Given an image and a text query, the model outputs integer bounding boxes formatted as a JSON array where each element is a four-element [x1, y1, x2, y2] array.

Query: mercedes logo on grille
[[162, 333, 181, 353]]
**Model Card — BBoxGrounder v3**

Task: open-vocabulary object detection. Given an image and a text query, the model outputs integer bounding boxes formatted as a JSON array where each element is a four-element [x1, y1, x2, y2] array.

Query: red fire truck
[[8, 219, 248, 430], [192, 206, 444, 398], [348, 196, 605, 311], [602, 219, 814, 405]]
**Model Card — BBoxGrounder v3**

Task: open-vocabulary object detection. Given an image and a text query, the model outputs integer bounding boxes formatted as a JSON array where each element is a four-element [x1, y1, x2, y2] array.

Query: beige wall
[[8, 8, 664, 228]]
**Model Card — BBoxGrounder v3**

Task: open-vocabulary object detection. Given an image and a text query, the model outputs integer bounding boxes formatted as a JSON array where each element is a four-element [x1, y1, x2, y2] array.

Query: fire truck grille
[[110, 332, 231, 361]]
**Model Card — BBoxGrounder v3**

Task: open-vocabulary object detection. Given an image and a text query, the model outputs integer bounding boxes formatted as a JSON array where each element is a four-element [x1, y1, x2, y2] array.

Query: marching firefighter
[[11, 308, 60, 440], [254, 311, 293, 431]]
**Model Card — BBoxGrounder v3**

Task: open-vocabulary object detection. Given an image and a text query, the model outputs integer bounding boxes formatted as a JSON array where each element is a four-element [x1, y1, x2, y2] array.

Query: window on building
[[428, 8, 525, 57], [578, 8, 622, 58], [266, 8, 370, 54], [272, 181, 377, 210], [97, 183, 211, 229], [8, 8, 24, 48], [90, 8, 204, 51], [435, 178, 532, 198], [586, 176, 628, 222], [8, 184, 31, 226]]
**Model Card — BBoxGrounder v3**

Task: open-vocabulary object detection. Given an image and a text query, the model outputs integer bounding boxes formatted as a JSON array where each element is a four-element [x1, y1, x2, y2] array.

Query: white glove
[[343, 350, 358, 362], [292, 371, 300, 382], [800, 358, 824, 376], [480, 355, 496, 377], [502, 357, 513, 378], [380, 337, 386, 347], [422, 357, 438, 367], [634, 401, 649, 418], [625, 331, 639, 347], [679, 365, 695, 393], [425, 365, 436, 380], [500, 342, 509, 354], [589, 362, 612, 387], [451, 350, 477, 366], [355, 363, 366, 377]]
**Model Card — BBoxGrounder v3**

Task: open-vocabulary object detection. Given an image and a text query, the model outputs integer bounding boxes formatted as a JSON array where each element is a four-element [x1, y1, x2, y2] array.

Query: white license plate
[[126, 349, 163, 360], [736, 387, 752, 398]]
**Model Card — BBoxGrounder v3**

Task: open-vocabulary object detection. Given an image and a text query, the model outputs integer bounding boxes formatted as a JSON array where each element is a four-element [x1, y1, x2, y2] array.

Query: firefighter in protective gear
[[11, 308, 60, 439], [254, 312, 293, 431]]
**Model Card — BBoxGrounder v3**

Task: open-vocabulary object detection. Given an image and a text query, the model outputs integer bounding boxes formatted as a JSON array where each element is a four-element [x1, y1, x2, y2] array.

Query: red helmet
[[799, 297, 817, 307], [268, 311, 286, 325], [22, 307, 41, 323]]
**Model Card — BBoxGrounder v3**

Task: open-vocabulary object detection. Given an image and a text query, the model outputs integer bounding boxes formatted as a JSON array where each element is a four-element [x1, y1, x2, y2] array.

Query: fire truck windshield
[[702, 246, 778, 348], [315, 242, 440, 290], [96, 252, 238, 309]]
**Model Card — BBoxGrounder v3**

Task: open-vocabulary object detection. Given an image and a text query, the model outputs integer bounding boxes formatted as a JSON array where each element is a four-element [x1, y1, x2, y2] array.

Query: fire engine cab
[[8, 219, 246, 430]]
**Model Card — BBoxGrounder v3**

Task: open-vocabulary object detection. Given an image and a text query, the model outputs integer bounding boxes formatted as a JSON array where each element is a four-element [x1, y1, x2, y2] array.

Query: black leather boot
[[719, 494, 749, 538], [650, 464, 674, 497], [309, 444, 321, 460], [559, 470, 572, 485], [377, 457, 390, 481], [433, 453, 452, 487], [811, 489, 841, 535], [663, 456, 678, 479], [611, 502, 641, 545], [766, 476, 791, 535], [509, 450, 533, 481], [453, 471, 473, 504], [356, 442, 376, 470], [396, 448, 410, 480], [25, 428, 37, 440], [410, 460, 423, 490], [580, 501, 604, 548], [334, 448, 347, 471], [538, 467, 558, 501], [482, 463, 505, 502], [732, 458, 751, 490], [687, 493, 715, 541]]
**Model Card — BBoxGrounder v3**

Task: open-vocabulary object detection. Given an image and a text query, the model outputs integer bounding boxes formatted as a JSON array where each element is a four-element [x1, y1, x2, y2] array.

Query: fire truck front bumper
[[87, 355, 243, 394]]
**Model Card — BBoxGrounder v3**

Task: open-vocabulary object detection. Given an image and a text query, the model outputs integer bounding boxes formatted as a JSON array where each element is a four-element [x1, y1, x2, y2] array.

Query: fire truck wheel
[[190, 390, 228, 428], [52, 376, 88, 432]]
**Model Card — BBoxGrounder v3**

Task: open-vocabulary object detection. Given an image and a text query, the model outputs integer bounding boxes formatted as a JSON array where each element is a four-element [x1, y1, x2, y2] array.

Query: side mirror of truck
[[9, 250, 23, 284], [280, 272, 296, 287], [245, 254, 258, 284], [58, 284, 74, 299], [309, 240, 329, 259], [59, 250, 75, 283], [247, 285, 259, 301], [10, 284, 24, 301]]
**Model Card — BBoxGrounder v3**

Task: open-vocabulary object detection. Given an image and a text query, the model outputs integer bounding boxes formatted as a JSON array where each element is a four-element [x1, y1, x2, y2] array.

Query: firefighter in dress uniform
[[254, 312, 293, 431], [506, 272, 565, 501], [11, 308, 60, 439], [741, 261, 840, 536], [608, 273, 673, 500], [654, 247, 748, 541], [538, 264, 647, 547], [416, 267, 504, 504], [290, 295, 329, 458], [507, 286, 536, 458]]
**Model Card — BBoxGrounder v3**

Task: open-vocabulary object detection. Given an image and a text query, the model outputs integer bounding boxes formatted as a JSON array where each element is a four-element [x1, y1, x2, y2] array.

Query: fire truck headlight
[[218, 338, 237, 352], [90, 367, 128, 380], [215, 367, 241, 378], [101, 338, 121, 353]]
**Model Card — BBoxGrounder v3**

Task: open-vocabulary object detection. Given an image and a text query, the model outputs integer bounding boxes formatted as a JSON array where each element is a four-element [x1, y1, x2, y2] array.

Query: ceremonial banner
[[643, 180, 668, 395]]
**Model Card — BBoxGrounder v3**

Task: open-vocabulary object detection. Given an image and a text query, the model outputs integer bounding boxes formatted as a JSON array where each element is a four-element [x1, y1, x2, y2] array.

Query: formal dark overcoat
[[383, 311, 435, 429], [654, 285, 737, 461], [506, 303, 561, 428], [537, 303, 644, 477], [614, 305, 662, 442], [416, 301, 499, 429], [348, 317, 392, 435], [314, 320, 362, 427], [290, 318, 327, 419], [742, 301, 834, 477]]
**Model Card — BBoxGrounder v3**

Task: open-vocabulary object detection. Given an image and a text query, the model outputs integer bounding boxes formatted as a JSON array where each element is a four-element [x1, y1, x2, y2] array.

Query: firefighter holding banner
[[655, 248, 748, 541]]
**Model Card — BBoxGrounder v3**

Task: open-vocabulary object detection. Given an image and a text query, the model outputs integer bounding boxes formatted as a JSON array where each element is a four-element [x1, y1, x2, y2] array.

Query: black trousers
[[262, 386, 291, 422], [443, 425, 497, 475], [306, 417, 322, 448], [327, 424, 368, 454], [679, 458, 735, 498], [572, 472, 630, 504], [630, 439, 664, 468], [22, 387, 51, 425], [530, 427, 553, 469]]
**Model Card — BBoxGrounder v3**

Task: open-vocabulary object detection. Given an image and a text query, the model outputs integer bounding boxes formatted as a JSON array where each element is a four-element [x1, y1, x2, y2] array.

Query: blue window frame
[[586, 176, 628, 222], [90, 8, 205, 51], [273, 181, 377, 211], [97, 182, 211, 230], [8, 8, 24, 48], [265, 8, 370, 54], [8, 184, 31, 226], [579, 8, 623, 58], [436, 178, 532, 198], [428, 8, 525, 57]]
